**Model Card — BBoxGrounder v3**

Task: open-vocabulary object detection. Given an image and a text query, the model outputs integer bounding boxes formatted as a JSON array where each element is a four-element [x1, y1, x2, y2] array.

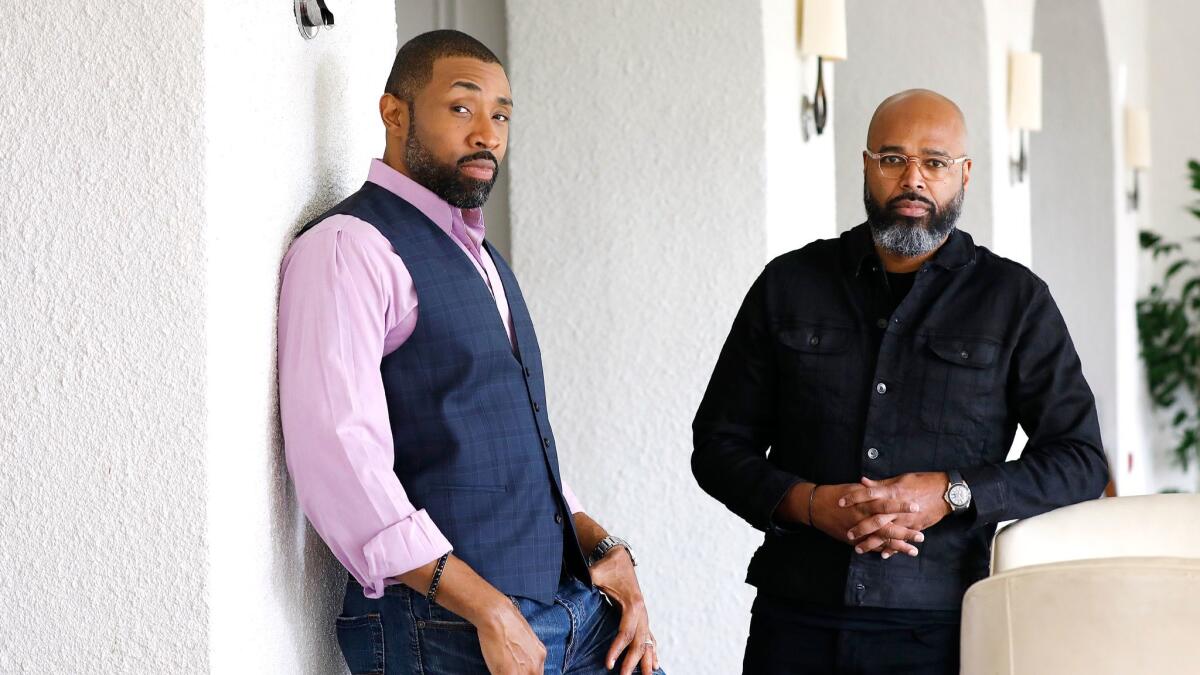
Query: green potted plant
[[1137, 159, 1200, 477]]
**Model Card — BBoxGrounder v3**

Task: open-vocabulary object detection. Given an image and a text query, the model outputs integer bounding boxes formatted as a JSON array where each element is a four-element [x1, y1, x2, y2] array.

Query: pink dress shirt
[[278, 159, 583, 599]]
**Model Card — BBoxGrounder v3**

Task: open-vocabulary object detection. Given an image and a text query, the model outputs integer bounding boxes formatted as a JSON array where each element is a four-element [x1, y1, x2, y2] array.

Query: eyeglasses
[[865, 150, 969, 182]]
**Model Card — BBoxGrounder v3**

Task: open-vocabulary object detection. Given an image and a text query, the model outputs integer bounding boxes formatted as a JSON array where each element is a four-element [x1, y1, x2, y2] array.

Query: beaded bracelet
[[808, 484, 820, 528], [426, 553, 450, 603]]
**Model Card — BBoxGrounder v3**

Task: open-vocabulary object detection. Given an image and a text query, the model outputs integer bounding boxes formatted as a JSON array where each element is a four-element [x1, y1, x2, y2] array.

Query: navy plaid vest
[[302, 182, 589, 603]]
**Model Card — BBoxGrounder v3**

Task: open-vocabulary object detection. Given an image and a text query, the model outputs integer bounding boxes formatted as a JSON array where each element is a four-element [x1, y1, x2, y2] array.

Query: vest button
[[533, 402, 541, 412], [554, 513, 563, 524], [867, 447, 880, 460], [809, 335, 820, 346], [875, 382, 887, 395], [543, 437, 551, 448]]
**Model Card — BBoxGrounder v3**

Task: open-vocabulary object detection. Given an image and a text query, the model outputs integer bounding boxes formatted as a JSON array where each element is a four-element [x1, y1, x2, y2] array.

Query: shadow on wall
[[267, 52, 355, 675]]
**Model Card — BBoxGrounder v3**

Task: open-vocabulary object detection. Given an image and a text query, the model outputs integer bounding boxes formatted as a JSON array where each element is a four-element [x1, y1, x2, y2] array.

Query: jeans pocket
[[335, 613, 386, 674]]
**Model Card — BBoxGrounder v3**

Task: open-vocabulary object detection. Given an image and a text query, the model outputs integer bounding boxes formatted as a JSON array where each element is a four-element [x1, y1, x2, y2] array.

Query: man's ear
[[379, 93, 409, 141]]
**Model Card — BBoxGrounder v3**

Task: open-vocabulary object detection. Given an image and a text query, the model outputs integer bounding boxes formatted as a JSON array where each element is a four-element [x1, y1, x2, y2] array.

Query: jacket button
[[809, 335, 820, 346], [555, 513, 563, 524], [960, 351, 970, 360], [876, 318, 888, 329], [543, 437, 551, 448], [867, 447, 880, 460], [875, 382, 887, 395]]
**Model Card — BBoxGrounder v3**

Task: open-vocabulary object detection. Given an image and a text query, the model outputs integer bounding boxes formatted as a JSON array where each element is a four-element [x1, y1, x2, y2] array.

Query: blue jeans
[[336, 573, 666, 675]]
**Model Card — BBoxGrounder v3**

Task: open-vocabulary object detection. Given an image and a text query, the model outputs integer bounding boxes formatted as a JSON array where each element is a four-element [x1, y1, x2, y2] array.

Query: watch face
[[948, 484, 971, 507]]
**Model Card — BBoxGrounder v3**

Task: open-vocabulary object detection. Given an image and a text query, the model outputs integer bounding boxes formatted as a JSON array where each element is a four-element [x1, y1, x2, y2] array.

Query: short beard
[[863, 181, 964, 258], [403, 108, 498, 209]]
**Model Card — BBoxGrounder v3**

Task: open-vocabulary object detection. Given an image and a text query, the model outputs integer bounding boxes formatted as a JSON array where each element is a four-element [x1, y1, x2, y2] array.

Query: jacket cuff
[[960, 463, 1009, 529], [360, 509, 453, 598], [766, 475, 808, 535]]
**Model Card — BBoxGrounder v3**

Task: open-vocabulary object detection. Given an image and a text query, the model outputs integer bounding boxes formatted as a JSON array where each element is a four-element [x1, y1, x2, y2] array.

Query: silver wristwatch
[[587, 535, 637, 567], [944, 470, 972, 513]]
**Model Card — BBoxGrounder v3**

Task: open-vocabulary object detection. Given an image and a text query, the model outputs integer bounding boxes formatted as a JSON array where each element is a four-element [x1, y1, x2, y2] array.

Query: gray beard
[[871, 222, 955, 257], [863, 181, 964, 258]]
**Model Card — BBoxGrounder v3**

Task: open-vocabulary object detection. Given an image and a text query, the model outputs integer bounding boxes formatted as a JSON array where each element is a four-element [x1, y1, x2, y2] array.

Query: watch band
[[944, 470, 972, 513], [587, 535, 637, 567]]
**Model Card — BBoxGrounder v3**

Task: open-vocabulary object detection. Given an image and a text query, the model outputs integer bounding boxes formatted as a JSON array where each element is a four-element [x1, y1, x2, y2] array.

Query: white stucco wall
[[204, 2, 396, 672], [0, 3, 208, 672], [505, 2, 771, 672], [834, 0, 994, 246], [1145, 0, 1200, 492]]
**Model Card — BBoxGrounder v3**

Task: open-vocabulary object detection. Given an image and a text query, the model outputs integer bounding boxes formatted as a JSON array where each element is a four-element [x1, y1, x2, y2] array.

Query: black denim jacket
[[692, 224, 1109, 610]]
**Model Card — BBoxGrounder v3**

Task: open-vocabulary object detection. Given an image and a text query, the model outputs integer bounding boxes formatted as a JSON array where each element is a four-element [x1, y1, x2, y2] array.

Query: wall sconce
[[295, 0, 335, 39], [798, 0, 847, 141], [1125, 106, 1151, 212], [1007, 51, 1042, 184]]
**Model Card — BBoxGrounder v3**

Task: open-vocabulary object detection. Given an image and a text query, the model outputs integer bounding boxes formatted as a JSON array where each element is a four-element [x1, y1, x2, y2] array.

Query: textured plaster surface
[[203, 1, 396, 672], [506, 2, 770, 673], [835, 0, 995, 247], [0, 2, 208, 672]]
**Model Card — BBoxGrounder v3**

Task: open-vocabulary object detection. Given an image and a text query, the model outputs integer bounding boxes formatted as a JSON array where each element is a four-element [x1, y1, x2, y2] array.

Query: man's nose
[[468, 117, 500, 150], [900, 159, 926, 192]]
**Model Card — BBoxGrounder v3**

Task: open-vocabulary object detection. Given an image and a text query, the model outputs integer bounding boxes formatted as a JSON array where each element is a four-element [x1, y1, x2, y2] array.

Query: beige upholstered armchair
[[990, 494, 1200, 573], [961, 494, 1200, 675]]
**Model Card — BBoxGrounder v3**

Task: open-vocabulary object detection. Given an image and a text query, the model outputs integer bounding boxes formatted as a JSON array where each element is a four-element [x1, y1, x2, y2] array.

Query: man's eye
[[451, 105, 470, 114], [493, 113, 509, 122], [924, 158, 948, 169], [880, 155, 906, 166]]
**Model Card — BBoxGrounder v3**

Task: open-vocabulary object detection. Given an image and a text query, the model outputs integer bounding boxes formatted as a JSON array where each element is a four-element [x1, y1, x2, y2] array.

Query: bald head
[[867, 89, 967, 155]]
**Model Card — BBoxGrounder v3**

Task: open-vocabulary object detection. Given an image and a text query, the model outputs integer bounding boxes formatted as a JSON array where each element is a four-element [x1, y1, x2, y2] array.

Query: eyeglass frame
[[864, 149, 970, 182]]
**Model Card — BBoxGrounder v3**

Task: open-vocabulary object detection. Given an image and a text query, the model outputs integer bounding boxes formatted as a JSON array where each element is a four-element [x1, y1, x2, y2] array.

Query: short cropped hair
[[384, 29, 502, 103]]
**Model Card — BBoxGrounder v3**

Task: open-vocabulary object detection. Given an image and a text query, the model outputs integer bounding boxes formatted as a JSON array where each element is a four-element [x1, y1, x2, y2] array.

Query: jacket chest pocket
[[917, 336, 1000, 436], [775, 324, 854, 424]]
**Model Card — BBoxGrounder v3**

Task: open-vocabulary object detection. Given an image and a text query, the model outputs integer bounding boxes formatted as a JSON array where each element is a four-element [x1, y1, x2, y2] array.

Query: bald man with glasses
[[692, 89, 1108, 674]]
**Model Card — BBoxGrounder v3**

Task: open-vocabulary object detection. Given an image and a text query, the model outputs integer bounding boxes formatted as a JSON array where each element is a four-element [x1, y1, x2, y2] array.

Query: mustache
[[887, 192, 937, 212], [457, 151, 498, 168]]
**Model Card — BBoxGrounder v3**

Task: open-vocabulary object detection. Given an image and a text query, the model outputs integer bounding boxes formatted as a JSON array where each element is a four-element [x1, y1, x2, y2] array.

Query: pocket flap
[[777, 325, 851, 354], [927, 337, 998, 368]]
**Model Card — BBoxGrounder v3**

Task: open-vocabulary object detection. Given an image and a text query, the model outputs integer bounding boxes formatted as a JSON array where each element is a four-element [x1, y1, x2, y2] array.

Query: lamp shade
[[1007, 51, 1042, 131], [1125, 106, 1152, 169], [798, 0, 847, 61]]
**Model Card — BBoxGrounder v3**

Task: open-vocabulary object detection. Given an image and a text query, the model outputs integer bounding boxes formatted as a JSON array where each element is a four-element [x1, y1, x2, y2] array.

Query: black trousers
[[742, 594, 960, 675]]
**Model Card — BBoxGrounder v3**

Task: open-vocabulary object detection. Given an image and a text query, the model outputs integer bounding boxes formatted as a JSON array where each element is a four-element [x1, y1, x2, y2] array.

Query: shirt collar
[[842, 222, 976, 277], [365, 158, 487, 241]]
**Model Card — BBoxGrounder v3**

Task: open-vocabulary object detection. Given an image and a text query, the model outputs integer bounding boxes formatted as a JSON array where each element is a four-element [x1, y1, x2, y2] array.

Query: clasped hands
[[784, 472, 951, 559]]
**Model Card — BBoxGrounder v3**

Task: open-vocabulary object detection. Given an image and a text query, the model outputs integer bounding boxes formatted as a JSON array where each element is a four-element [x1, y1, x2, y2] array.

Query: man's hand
[[395, 555, 545, 675], [776, 482, 925, 556], [839, 473, 952, 557], [474, 600, 548, 675], [591, 547, 660, 675]]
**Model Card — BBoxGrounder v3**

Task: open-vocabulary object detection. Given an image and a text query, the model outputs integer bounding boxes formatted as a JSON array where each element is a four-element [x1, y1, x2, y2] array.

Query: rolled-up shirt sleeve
[[278, 217, 451, 598]]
